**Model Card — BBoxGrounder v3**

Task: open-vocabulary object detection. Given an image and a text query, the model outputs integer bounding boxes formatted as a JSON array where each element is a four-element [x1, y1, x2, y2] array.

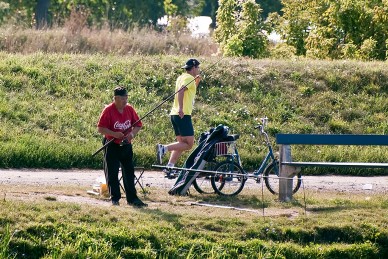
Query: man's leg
[[104, 144, 121, 204], [120, 144, 147, 207], [167, 135, 194, 165], [119, 144, 136, 202], [156, 115, 194, 165]]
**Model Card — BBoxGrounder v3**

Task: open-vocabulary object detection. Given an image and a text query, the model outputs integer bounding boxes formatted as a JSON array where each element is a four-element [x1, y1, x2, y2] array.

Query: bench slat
[[276, 134, 388, 145], [281, 161, 388, 168]]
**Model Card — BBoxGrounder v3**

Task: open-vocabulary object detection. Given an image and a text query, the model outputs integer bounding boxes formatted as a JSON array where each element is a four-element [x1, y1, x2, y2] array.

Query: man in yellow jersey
[[156, 58, 201, 170]]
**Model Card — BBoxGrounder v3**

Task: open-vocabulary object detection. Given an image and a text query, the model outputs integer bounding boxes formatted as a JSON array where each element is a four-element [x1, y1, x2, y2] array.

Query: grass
[[1, 184, 388, 258], [0, 53, 387, 175], [0, 26, 218, 56]]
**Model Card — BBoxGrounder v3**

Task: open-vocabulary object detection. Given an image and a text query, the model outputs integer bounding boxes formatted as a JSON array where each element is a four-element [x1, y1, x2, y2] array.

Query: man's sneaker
[[112, 200, 120, 206], [163, 168, 177, 179], [128, 198, 148, 207], [156, 144, 165, 164]]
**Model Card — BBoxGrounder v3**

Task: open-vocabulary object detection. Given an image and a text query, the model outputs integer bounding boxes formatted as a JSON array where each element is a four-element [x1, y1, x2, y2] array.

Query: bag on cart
[[168, 124, 230, 195]]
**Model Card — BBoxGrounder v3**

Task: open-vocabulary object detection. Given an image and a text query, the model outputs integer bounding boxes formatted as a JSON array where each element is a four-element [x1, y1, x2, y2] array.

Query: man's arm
[[178, 86, 186, 118], [98, 127, 124, 139], [125, 126, 141, 140], [195, 75, 201, 86]]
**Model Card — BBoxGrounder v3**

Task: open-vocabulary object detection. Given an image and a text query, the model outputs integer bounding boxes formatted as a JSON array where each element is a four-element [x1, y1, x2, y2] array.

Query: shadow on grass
[[305, 206, 350, 213], [141, 208, 184, 228], [193, 193, 269, 209], [189, 192, 312, 211]]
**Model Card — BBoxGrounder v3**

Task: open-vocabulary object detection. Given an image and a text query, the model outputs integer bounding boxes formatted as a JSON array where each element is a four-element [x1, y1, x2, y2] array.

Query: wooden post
[[279, 144, 300, 202]]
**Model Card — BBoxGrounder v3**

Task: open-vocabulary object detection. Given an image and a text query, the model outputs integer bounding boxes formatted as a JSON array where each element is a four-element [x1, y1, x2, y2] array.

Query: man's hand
[[113, 131, 124, 139], [125, 132, 135, 141], [178, 109, 184, 118], [195, 75, 201, 86]]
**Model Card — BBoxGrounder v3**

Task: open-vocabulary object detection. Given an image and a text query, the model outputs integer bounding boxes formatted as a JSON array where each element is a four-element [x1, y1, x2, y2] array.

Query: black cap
[[114, 86, 128, 96], [181, 58, 200, 69]]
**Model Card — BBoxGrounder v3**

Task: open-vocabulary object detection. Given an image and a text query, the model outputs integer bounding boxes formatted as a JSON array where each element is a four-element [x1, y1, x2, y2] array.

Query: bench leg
[[279, 144, 300, 202], [279, 165, 300, 202]]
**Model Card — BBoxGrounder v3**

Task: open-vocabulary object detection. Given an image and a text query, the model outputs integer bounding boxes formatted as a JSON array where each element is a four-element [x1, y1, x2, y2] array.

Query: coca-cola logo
[[114, 120, 131, 130]]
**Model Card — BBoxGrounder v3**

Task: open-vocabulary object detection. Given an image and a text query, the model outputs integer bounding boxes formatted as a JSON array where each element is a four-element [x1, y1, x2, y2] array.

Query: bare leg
[[167, 136, 194, 165]]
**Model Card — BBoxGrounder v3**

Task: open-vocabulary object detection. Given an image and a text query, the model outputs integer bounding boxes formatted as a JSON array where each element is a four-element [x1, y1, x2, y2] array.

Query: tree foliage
[[202, 0, 282, 29], [277, 0, 388, 60], [215, 0, 268, 58], [258, 0, 282, 18], [0, 0, 387, 61], [2, 0, 212, 28], [0, 0, 202, 29]]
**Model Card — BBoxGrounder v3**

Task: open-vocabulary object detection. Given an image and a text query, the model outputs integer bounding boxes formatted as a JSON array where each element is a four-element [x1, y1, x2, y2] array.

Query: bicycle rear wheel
[[211, 161, 246, 196], [264, 161, 302, 194], [192, 161, 217, 194]]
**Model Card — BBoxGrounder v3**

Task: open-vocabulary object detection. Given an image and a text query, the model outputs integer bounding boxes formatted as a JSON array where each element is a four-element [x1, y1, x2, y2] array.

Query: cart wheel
[[211, 161, 246, 196], [192, 161, 217, 194]]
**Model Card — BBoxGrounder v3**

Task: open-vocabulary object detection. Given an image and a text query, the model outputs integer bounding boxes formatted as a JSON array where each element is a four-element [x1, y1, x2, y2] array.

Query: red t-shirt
[[97, 103, 143, 144]]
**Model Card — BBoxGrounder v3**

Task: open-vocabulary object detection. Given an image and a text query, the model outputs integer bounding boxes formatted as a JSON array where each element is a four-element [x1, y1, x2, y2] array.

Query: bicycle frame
[[209, 117, 302, 196], [212, 118, 279, 178], [251, 117, 279, 179]]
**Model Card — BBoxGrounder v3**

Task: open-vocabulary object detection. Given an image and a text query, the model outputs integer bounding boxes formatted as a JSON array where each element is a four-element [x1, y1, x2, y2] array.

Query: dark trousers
[[103, 141, 137, 203]]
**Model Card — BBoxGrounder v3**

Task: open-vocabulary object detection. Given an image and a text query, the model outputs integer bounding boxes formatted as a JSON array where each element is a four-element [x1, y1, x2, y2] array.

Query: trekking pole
[[92, 56, 225, 157]]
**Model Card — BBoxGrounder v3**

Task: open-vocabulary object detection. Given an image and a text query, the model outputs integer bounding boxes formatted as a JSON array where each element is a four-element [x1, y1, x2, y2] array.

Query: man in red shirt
[[97, 86, 147, 207]]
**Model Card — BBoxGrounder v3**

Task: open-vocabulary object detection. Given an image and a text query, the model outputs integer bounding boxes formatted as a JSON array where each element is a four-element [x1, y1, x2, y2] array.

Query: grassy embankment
[[0, 52, 387, 175], [0, 185, 388, 258]]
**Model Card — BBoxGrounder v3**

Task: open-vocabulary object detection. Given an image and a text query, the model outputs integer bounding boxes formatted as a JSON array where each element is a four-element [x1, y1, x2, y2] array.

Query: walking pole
[[92, 57, 225, 157]]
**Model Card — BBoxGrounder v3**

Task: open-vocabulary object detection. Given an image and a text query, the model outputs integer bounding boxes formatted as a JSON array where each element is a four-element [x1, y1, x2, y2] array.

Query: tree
[[1, 0, 167, 29], [0, 1, 10, 25], [238, 0, 268, 57], [200, 0, 218, 28], [279, 0, 388, 60], [257, 0, 282, 18], [201, 0, 282, 29], [215, 0, 268, 58], [214, 0, 238, 46], [35, 0, 50, 29], [2, 0, 36, 27]]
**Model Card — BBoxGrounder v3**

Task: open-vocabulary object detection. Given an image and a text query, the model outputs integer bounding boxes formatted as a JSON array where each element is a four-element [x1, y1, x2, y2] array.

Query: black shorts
[[170, 115, 194, 137]]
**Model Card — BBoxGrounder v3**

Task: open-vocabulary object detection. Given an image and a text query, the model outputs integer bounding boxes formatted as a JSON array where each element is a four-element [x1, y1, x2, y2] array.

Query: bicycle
[[210, 117, 302, 196]]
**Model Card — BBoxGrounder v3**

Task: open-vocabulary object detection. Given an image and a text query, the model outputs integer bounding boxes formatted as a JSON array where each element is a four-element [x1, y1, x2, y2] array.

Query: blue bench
[[276, 134, 388, 201]]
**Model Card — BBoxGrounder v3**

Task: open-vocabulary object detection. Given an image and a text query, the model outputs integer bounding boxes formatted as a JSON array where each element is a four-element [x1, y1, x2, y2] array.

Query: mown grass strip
[[1, 188, 388, 258]]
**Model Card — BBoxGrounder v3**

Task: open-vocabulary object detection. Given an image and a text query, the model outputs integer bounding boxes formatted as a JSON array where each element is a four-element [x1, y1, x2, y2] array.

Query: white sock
[[167, 163, 174, 168]]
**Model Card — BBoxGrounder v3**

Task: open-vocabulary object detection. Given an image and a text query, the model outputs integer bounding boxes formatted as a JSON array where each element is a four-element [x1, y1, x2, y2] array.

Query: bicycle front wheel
[[264, 162, 302, 194], [211, 161, 247, 196]]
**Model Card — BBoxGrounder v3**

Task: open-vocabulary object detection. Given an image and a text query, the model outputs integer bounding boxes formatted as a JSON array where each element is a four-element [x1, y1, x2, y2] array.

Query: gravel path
[[1, 168, 387, 216], [1, 168, 388, 194]]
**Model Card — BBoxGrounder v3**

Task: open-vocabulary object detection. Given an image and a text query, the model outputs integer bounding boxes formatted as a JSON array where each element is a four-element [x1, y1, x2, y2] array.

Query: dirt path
[[1, 168, 388, 193], [1, 169, 387, 216]]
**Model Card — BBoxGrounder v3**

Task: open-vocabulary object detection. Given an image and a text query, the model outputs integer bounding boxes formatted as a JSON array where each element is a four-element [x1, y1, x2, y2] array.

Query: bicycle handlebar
[[254, 117, 268, 132], [254, 117, 270, 145]]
